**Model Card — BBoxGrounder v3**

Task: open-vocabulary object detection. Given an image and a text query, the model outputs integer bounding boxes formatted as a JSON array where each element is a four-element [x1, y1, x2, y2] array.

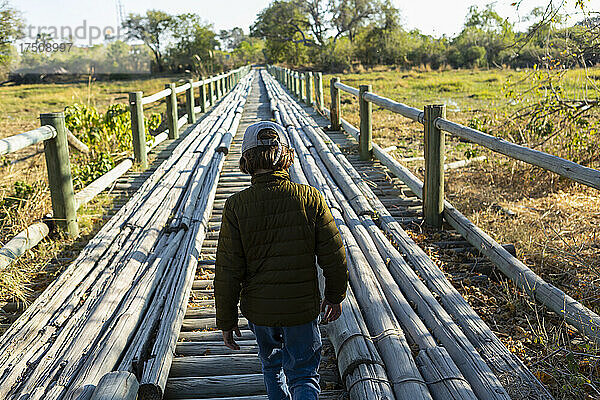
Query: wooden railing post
[[199, 77, 206, 113], [207, 78, 214, 106], [330, 77, 341, 131], [186, 79, 196, 124], [165, 83, 178, 140], [359, 85, 373, 161], [292, 72, 297, 96], [423, 104, 446, 229], [299, 73, 306, 102], [40, 112, 79, 237], [315, 72, 324, 112], [306, 72, 314, 106], [128, 91, 148, 169]]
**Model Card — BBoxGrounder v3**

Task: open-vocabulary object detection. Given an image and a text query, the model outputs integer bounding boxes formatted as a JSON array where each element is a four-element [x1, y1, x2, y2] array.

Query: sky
[[12, 0, 600, 45]]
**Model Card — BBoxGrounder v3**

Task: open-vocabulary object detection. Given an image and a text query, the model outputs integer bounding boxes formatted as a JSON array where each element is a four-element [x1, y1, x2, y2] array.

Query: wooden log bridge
[[0, 67, 557, 400]]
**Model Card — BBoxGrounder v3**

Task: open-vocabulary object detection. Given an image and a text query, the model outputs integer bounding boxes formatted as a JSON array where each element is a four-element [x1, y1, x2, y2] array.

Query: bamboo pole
[[40, 112, 79, 237], [436, 118, 600, 190], [263, 70, 541, 398], [0, 71, 255, 400], [318, 106, 579, 397], [90, 372, 138, 400], [423, 104, 446, 229], [66, 129, 90, 154]]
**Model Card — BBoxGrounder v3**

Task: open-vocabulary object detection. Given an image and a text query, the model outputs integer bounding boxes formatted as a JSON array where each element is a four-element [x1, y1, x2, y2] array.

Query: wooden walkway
[[162, 75, 344, 399], [0, 68, 555, 400]]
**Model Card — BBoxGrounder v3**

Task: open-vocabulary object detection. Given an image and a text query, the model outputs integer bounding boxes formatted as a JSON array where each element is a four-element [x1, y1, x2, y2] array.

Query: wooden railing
[[267, 64, 600, 343], [0, 65, 251, 271], [128, 66, 250, 169]]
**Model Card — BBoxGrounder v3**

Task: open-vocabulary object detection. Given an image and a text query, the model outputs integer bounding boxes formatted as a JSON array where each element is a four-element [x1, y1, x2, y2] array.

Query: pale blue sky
[[12, 0, 599, 45]]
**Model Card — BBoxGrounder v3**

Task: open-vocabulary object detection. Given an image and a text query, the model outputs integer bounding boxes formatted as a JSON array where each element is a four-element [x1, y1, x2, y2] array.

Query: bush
[[64, 103, 161, 189]]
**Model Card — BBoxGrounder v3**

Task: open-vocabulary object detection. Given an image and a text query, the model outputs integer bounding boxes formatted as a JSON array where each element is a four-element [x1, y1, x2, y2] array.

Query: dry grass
[[0, 76, 178, 304], [319, 66, 600, 399]]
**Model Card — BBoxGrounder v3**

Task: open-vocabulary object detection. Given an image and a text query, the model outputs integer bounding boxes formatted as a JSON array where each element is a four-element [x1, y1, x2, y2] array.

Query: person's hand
[[222, 327, 242, 350], [320, 299, 342, 323]]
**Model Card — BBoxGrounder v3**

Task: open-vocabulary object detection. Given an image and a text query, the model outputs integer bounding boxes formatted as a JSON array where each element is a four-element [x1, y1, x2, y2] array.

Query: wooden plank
[[166, 83, 179, 140], [330, 77, 341, 130], [169, 354, 261, 377], [178, 329, 254, 342], [164, 374, 266, 399], [175, 341, 259, 356]]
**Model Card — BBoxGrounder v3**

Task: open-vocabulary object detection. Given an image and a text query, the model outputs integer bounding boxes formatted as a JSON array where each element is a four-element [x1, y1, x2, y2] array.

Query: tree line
[[251, 0, 599, 71], [0, 0, 598, 79]]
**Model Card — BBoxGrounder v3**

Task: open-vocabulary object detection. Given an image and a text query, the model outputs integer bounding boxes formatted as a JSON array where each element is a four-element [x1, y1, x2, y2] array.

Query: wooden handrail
[[436, 118, 600, 190], [363, 91, 423, 123], [334, 81, 360, 97], [0, 126, 56, 156], [274, 66, 600, 192]]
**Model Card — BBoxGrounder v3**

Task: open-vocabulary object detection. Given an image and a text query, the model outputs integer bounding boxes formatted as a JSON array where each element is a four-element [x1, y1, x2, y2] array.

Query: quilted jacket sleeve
[[215, 197, 246, 331], [314, 191, 348, 304]]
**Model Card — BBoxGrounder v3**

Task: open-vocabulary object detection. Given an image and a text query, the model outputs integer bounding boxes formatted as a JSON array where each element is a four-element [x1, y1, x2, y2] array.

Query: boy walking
[[215, 121, 348, 400]]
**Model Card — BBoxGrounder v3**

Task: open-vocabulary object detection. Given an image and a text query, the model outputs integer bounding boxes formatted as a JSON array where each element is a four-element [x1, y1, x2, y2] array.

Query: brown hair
[[239, 128, 294, 175]]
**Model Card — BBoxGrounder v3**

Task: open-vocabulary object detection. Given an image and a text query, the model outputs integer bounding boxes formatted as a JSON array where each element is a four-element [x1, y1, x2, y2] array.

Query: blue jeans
[[248, 318, 322, 400]]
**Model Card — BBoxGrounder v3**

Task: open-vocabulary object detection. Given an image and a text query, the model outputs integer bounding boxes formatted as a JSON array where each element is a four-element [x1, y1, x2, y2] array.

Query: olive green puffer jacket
[[215, 170, 348, 330]]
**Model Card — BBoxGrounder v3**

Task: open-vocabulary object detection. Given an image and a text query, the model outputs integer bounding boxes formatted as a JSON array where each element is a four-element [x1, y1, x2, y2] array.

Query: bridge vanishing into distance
[[1, 65, 600, 400]]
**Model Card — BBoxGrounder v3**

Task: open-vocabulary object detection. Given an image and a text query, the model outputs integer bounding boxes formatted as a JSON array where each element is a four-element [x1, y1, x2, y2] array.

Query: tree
[[219, 27, 246, 52], [251, 1, 312, 63], [167, 13, 220, 74], [330, 0, 380, 43], [447, 3, 515, 68], [122, 10, 172, 72], [0, 1, 23, 71]]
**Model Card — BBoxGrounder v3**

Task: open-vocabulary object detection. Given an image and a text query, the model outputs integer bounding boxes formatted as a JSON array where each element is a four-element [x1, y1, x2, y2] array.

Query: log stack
[[0, 71, 254, 400], [261, 69, 552, 399]]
